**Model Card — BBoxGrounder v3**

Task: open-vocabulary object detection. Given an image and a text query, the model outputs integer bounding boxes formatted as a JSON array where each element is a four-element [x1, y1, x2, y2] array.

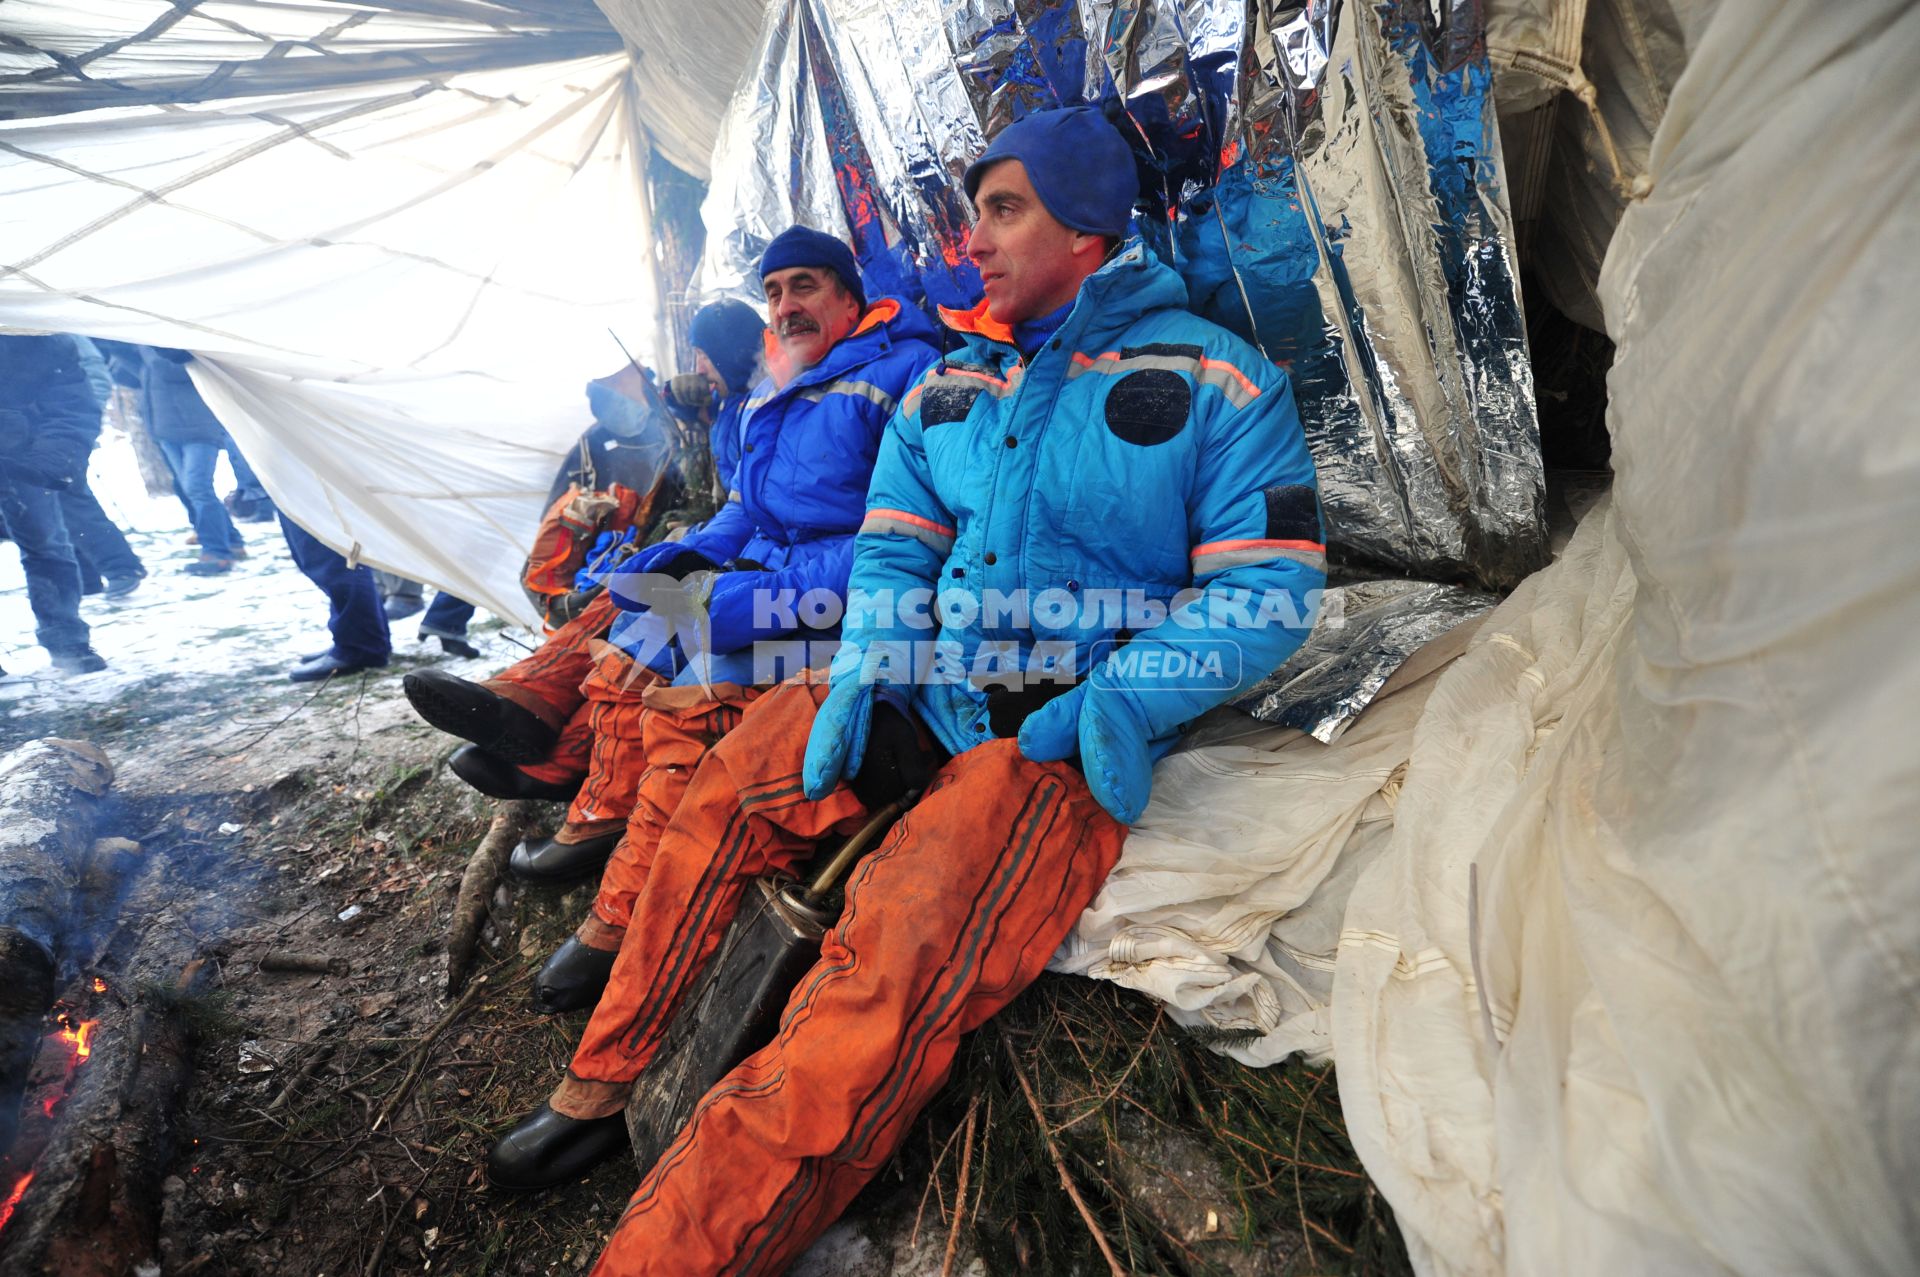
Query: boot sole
[[448, 751, 581, 804], [404, 675, 554, 764]]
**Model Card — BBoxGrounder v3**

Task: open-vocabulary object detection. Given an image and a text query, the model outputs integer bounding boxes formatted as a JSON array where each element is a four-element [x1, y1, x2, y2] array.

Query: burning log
[[0, 740, 113, 1159], [0, 845, 208, 1275], [0, 969, 197, 1275]]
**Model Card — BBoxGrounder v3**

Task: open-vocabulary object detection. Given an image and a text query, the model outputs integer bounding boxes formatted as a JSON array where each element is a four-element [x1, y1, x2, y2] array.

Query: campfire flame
[[0, 1171, 31, 1235], [53, 1013, 96, 1062], [34, 1011, 101, 1120], [91, 976, 108, 994], [2, 1000, 107, 1238]]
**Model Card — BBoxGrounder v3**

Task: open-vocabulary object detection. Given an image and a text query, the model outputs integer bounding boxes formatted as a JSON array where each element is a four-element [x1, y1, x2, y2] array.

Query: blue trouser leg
[[224, 436, 269, 503], [420, 592, 475, 637], [57, 470, 144, 582], [159, 440, 239, 557], [278, 515, 391, 664], [0, 474, 90, 654]]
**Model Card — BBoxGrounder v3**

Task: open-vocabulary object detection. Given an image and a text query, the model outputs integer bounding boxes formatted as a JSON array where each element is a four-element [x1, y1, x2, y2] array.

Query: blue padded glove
[[573, 528, 633, 590], [604, 542, 724, 611], [802, 679, 875, 800], [1017, 680, 1156, 825]]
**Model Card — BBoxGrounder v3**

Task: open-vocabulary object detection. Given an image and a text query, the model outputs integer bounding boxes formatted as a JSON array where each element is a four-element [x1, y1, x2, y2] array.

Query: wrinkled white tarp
[[1053, 613, 1484, 1067], [1067, 2, 1919, 1271], [592, 0, 765, 178], [0, 2, 667, 624], [1337, 2, 1919, 1272], [1488, 0, 1698, 330]]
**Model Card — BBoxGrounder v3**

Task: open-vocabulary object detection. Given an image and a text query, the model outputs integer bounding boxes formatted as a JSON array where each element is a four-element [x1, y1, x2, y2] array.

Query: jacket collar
[[758, 297, 919, 398], [938, 238, 1188, 360]]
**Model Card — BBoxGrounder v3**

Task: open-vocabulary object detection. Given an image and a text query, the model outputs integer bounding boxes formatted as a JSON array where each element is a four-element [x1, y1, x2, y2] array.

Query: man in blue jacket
[[478, 228, 940, 1019], [486, 109, 1325, 1276], [403, 299, 770, 812]]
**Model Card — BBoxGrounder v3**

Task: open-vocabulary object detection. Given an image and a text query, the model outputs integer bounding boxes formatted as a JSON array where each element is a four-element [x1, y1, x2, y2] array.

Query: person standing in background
[[131, 346, 246, 576], [0, 334, 110, 674], [279, 515, 392, 683], [59, 336, 147, 598]]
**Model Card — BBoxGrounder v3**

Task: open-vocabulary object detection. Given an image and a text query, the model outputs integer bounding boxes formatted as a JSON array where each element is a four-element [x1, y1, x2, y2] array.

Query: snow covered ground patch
[[0, 431, 518, 778]]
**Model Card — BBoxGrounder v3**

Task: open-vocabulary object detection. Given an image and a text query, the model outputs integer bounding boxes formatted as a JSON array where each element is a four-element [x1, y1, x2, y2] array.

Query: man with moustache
[[463, 228, 939, 1018], [483, 106, 1325, 1277]]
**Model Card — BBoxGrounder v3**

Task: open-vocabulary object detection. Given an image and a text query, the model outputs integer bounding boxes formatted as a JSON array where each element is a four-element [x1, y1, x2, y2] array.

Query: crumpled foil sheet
[[1234, 579, 1497, 742], [696, 0, 1545, 593], [696, 0, 1541, 719]]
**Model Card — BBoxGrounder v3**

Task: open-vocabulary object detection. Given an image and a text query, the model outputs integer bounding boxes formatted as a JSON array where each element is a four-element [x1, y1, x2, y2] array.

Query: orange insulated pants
[[568, 677, 1125, 1277], [563, 650, 668, 833], [587, 679, 764, 933], [486, 592, 618, 786]]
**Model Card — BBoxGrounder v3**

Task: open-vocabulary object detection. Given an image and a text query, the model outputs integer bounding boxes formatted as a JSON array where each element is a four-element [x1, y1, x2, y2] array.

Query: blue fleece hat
[[758, 226, 866, 311], [963, 105, 1138, 237], [688, 299, 765, 396]]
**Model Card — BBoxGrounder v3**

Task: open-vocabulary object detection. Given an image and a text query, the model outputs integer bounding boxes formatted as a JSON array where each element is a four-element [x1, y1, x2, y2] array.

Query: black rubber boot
[[508, 829, 623, 886], [485, 1102, 628, 1190], [449, 745, 582, 803], [530, 937, 619, 1015], [402, 669, 558, 763]]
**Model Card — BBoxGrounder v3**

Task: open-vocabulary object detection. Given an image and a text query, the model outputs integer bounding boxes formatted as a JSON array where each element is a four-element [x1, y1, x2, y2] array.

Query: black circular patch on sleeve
[[1103, 369, 1191, 446]]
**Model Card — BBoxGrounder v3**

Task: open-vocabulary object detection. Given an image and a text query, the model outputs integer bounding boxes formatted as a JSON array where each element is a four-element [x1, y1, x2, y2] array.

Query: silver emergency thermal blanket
[[695, 0, 1549, 594]]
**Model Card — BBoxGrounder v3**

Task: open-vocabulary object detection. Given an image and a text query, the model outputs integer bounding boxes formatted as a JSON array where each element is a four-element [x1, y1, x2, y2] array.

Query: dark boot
[[50, 648, 107, 676], [402, 669, 558, 763], [508, 828, 622, 886], [484, 1102, 628, 1191], [432, 633, 482, 659], [289, 650, 386, 683], [530, 937, 618, 1014], [448, 745, 581, 803]]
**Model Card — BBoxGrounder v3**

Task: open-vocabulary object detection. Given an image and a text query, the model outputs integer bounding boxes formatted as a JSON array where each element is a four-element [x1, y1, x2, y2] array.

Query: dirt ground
[[0, 440, 1406, 1277]]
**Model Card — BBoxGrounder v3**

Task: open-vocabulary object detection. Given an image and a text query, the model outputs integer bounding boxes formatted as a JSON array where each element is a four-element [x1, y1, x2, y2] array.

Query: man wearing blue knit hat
[[518, 108, 1324, 1275]]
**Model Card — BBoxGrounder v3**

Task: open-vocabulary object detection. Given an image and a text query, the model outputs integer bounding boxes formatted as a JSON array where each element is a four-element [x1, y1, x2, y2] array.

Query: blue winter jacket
[[0, 335, 102, 490], [137, 347, 228, 446], [707, 390, 747, 500], [840, 239, 1326, 760], [609, 297, 941, 677]]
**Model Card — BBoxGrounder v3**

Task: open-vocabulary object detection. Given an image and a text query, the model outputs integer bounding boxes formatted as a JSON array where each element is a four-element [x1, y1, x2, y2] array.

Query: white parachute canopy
[[0, 1, 672, 623]]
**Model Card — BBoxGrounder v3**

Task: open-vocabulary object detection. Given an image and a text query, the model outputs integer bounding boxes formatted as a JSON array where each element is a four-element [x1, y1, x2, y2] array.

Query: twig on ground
[[371, 961, 505, 1133], [1002, 1034, 1126, 1277], [268, 1041, 337, 1113], [259, 950, 348, 975], [445, 800, 536, 996], [363, 1192, 401, 1277], [207, 680, 330, 760], [1294, 1065, 1331, 1269], [912, 1113, 974, 1251], [942, 1094, 980, 1277], [1049, 1004, 1162, 1138]]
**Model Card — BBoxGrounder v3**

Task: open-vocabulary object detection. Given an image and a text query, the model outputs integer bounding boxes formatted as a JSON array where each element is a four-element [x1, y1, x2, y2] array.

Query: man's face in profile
[[966, 159, 1099, 326]]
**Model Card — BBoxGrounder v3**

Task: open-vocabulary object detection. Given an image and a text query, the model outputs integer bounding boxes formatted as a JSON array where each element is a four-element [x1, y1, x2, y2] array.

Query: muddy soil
[[1, 440, 1398, 1277]]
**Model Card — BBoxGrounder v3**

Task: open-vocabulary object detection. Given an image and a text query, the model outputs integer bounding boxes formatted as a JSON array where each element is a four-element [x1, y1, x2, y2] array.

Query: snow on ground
[[0, 429, 521, 784]]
